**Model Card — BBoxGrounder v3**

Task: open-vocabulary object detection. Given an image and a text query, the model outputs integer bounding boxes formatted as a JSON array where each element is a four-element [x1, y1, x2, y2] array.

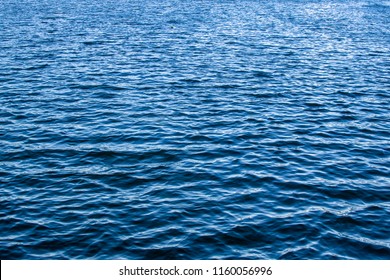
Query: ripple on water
[[0, 0, 389, 259]]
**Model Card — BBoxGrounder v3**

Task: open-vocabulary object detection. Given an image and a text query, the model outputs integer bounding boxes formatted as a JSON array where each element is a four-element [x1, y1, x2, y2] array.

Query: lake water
[[0, 0, 389, 259]]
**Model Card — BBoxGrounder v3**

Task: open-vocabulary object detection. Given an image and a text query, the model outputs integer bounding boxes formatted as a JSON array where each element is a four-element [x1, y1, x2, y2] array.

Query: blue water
[[1, 0, 389, 260]]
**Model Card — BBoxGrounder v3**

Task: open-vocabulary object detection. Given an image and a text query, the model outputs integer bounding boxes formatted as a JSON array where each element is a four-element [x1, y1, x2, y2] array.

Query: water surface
[[0, 0, 389, 259]]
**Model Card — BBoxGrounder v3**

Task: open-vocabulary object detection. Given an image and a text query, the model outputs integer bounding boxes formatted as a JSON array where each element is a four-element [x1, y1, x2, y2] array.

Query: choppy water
[[1, 0, 389, 260]]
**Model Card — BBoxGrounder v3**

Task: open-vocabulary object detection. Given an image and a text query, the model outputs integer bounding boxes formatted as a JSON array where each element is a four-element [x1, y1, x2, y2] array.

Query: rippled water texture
[[1, 0, 389, 259]]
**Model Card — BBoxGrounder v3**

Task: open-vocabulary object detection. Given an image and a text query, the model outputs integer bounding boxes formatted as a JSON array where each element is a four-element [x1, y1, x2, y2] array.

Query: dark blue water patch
[[252, 70, 274, 79], [1, 0, 390, 260]]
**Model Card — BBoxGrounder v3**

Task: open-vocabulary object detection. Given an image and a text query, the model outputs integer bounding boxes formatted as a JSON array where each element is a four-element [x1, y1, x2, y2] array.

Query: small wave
[[253, 70, 273, 78], [25, 64, 49, 71], [68, 83, 128, 91]]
